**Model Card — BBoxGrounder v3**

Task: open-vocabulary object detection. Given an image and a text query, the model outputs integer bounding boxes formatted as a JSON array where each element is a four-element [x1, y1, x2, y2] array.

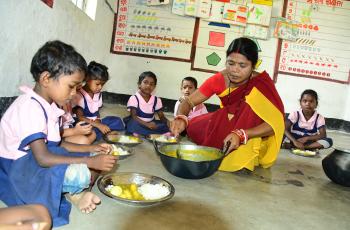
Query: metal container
[[322, 148, 350, 187], [149, 135, 180, 155], [97, 172, 175, 206], [146, 134, 180, 145], [103, 133, 143, 147], [156, 144, 224, 179], [110, 145, 133, 160]]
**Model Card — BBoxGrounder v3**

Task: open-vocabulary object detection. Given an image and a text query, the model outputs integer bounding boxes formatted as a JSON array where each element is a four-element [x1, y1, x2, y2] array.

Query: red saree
[[187, 71, 285, 171]]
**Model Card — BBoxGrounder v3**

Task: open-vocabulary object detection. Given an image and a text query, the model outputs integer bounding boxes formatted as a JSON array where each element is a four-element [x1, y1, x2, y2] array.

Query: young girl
[[124, 71, 170, 136], [174, 76, 208, 120], [0, 41, 117, 227], [283, 89, 333, 150], [72, 61, 124, 140], [61, 101, 96, 145]]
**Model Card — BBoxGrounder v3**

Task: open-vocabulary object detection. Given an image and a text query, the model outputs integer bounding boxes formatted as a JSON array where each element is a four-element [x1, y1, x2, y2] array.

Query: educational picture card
[[222, 3, 248, 27]]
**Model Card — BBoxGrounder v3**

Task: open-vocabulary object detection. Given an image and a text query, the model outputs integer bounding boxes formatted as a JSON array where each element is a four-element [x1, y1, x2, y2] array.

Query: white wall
[[0, 0, 113, 96], [343, 88, 350, 120], [276, 74, 349, 119], [0, 0, 348, 121]]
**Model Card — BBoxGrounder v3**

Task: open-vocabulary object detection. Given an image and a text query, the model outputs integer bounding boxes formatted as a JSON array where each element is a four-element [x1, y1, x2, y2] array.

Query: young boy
[[0, 41, 116, 227], [61, 101, 96, 145], [174, 76, 208, 120]]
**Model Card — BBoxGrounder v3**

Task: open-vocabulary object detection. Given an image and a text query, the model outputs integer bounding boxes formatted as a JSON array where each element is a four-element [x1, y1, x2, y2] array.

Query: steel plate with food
[[147, 134, 179, 144], [97, 172, 175, 206], [104, 132, 143, 147], [291, 148, 318, 157], [110, 145, 133, 160], [155, 144, 225, 179]]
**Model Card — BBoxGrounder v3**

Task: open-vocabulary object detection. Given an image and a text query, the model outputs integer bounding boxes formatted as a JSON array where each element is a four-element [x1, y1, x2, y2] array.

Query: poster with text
[[277, 0, 350, 84], [192, 18, 279, 76], [112, 0, 196, 61]]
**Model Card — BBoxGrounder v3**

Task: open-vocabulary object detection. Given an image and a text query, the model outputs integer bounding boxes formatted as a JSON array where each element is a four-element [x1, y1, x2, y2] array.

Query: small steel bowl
[[110, 145, 133, 160], [104, 133, 143, 147], [97, 172, 175, 206]]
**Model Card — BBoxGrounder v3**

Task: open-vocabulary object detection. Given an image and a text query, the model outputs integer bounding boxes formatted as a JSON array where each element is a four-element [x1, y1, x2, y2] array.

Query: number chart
[[111, 0, 196, 61], [276, 0, 350, 84]]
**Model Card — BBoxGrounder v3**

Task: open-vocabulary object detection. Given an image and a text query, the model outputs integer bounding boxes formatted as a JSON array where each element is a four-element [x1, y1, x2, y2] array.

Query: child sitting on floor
[[61, 101, 96, 145], [72, 61, 124, 140], [0, 41, 117, 227], [283, 89, 333, 150], [124, 71, 170, 136], [174, 76, 208, 120]]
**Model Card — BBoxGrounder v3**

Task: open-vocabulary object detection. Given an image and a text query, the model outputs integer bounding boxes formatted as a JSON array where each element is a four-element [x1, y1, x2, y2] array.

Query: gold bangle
[[175, 115, 189, 127]]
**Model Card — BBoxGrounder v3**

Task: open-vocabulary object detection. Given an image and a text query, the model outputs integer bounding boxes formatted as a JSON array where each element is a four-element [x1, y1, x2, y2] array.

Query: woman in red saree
[[170, 37, 285, 172]]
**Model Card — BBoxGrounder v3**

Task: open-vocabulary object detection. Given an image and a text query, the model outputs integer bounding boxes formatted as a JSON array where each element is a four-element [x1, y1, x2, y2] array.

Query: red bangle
[[231, 129, 248, 144], [175, 115, 189, 127]]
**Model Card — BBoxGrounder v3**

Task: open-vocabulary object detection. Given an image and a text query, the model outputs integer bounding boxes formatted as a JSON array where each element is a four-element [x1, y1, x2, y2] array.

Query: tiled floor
[[2, 103, 350, 230]]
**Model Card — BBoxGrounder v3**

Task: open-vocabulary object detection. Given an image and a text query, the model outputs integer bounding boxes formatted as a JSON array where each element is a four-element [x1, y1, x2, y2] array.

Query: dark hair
[[87, 61, 109, 82], [182, 76, 198, 89], [30, 40, 87, 81], [138, 71, 157, 85], [300, 89, 318, 104], [226, 37, 258, 67]]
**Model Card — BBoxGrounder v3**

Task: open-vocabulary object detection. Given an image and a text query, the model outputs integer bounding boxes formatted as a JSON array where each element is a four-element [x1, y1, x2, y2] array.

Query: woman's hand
[[87, 154, 117, 171], [89, 143, 112, 154], [169, 119, 186, 137], [74, 121, 93, 135], [223, 132, 241, 153]]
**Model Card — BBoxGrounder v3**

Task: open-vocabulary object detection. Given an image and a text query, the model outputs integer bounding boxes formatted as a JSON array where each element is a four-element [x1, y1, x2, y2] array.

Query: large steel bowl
[[97, 172, 175, 206], [322, 148, 350, 187], [156, 144, 224, 179]]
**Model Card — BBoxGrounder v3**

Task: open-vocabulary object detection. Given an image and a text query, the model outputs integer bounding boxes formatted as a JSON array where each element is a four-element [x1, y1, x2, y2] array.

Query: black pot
[[156, 144, 224, 179], [322, 148, 350, 187]]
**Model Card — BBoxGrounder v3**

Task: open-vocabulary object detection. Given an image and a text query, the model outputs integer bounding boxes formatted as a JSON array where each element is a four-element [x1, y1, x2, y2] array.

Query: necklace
[[227, 81, 234, 121], [225, 72, 253, 121]]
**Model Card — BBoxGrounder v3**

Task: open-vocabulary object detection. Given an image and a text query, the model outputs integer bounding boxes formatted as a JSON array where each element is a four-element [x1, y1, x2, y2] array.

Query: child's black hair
[[226, 37, 258, 68], [87, 61, 109, 82], [138, 71, 157, 85], [300, 89, 318, 104], [182, 76, 198, 89], [30, 40, 87, 81]]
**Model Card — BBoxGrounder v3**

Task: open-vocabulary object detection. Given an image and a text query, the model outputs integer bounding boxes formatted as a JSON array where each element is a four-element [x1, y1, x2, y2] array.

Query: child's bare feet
[[67, 191, 101, 214]]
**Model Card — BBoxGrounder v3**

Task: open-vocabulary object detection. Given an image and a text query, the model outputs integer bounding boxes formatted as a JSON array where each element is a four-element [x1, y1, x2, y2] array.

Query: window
[[71, 0, 97, 20]]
